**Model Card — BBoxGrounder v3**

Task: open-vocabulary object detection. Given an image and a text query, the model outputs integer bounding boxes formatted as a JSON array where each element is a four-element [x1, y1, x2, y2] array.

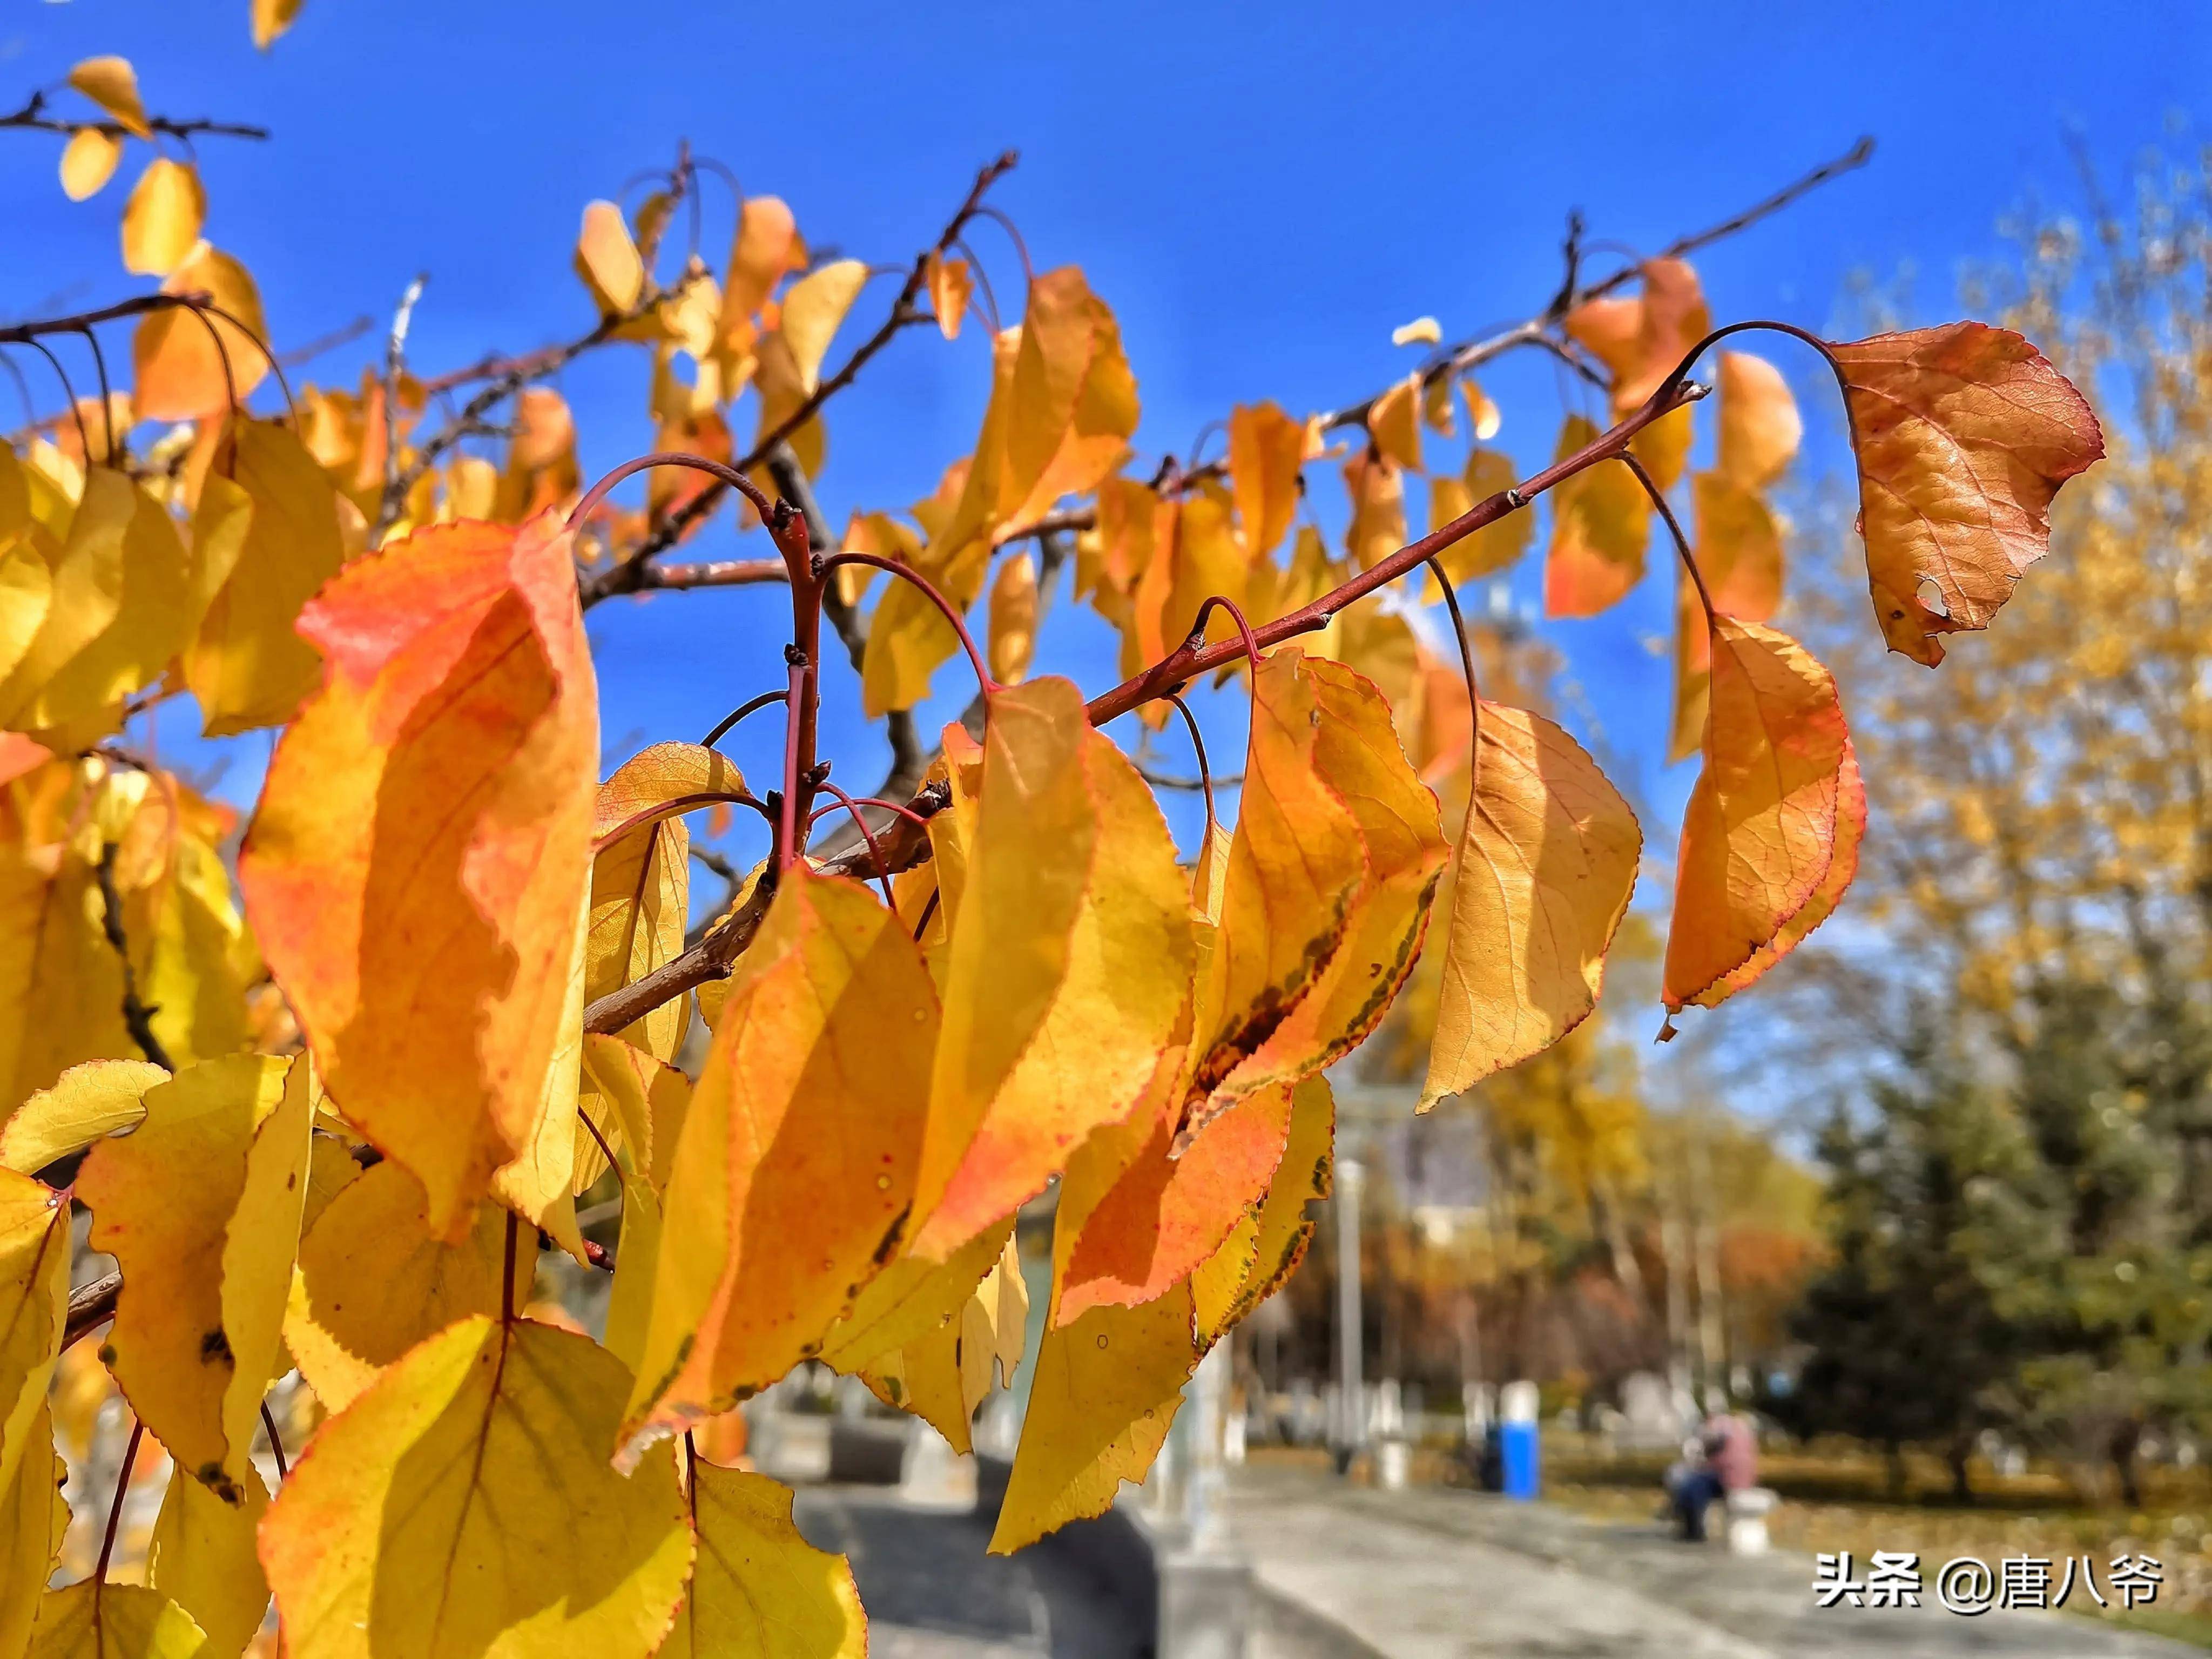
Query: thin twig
[[95, 844, 175, 1072], [0, 90, 268, 143], [374, 272, 428, 539]]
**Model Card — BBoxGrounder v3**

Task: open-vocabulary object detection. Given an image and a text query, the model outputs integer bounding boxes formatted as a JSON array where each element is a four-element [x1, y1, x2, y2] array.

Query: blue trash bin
[[1499, 1419, 1540, 1501]]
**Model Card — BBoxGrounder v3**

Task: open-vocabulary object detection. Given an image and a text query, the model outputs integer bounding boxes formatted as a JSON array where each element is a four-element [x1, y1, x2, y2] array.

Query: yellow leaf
[[186, 420, 346, 738], [999, 268, 1139, 528], [0, 1172, 69, 1506], [1392, 315, 1442, 348], [66, 58, 150, 140], [77, 1053, 308, 1502], [58, 129, 121, 201], [986, 551, 1039, 685], [133, 246, 269, 422], [1460, 376, 1501, 441], [716, 196, 804, 363], [20, 477, 190, 747], [910, 677, 1191, 1259], [1692, 470, 1783, 623], [1543, 415, 1649, 619], [579, 1038, 689, 1372], [283, 1158, 529, 1414], [1367, 376, 1424, 473], [0, 468, 132, 731], [147, 1464, 269, 1657], [25, 1581, 207, 1657], [669, 1460, 865, 1659], [122, 159, 206, 278], [0, 539, 55, 696], [0, 1058, 164, 1174], [1199, 1073, 1333, 1339], [239, 517, 597, 1237], [252, 0, 306, 49], [1341, 449, 1406, 570], [1227, 401, 1305, 561], [0, 1404, 66, 1659], [818, 1218, 1010, 1378], [1183, 651, 1367, 1125], [1630, 402, 1694, 491], [926, 251, 973, 341], [778, 259, 869, 393], [1419, 704, 1640, 1107], [574, 200, 646, 315], [259, 1317, 692, 1657], [623, 867, 937, 1454], [988, 1288, 1195, 1554], [1716, 351, 1800, 489]]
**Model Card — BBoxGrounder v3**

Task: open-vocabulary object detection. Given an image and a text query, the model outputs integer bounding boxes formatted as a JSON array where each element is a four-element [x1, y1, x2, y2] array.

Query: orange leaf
[[133, 246, 269, 422], [621, 866, 936, 1454], [1565, 258, 1710, 409], [1662, 616, 1853, 1012], [1367, 374, 1424, 472], [925, 251, 972, 340], [1341, 448, 1406, 571], [1830, 322, 2102, 664], [1227, 401, 1305, 560], [1716, 350, 1800, 488], [1542, 415, 1649, 618], [574, 200, 646, 315], [987, 550, 1039, 685], [239, 516, 597, 1238]]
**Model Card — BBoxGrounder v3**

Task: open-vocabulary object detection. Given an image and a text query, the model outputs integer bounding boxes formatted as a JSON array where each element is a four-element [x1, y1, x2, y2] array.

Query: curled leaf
[[122, 158, 205, 278], [1830, 322, 2102, 664], [66, 57, 150, 139]]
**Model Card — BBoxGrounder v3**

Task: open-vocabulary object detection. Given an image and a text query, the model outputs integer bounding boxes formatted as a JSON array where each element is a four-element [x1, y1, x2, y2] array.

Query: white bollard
[[1723, 1487, 1775, 1555]]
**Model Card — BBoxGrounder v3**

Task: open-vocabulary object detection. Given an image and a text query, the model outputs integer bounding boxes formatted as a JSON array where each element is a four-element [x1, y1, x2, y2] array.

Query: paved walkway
[[1229, 1465, 2196, 1658], [795, 1486, 1148, 1659]]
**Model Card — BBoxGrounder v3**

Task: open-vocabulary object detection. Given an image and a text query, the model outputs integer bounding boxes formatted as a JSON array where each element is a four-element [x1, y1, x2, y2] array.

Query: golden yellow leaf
[[1193, 655, 1444, 1124], [1424, 449, 1531, 599], [910, 677, 1191, 1260], [0, 468, 131, 731], [133, 247, 269, 422], [66, 58, 150, 139], [1227, 401, 1305, 561], [1341, 448, 1406, 571], [20, 478, 190, 747], [25, 1582, 208, 1657], [1182, 651, 1366, 1126], [778, 259, 869, 393], [283, 1158, 529, 1414], [147, 1465, 269, 1658], [1367, 376, 1424, 472], [716, 196, 804, 365], [987, 550, 1039, 685], [240, 516, 597, 1238], [1830, 322, 2103, 664], [574, 200, 645, 316], [0, 1404, 66, 1659], [1461, 376, 1502, 441], [77, 1053, 308, 1503], [185, 421, 347, 736], [818, 1218, 1010, 1379], [1419, 704, 1640, 1107], [1662, 617, 1854, 1011], [0, 1058, 165, 1175], [860, 1235, 1026, 1452], [1631, 402, 1694, 491], [579, 1038, 689, 1373], [1392, 316, 1443, 348], [1716, 350, 1800, 488], [988, 1288, 1195, 1554], [252, 0, 306, 49], [259, 1317, 692, 1657], [623, 867, 936, 1454], [0, 1171, 69, 1508], [122, 159, 206, 278], [59, 129, 121, 201], [1543, 416, 1649, 618], [1199, 1073, 1333, 1339], [926, 251, 973, 340], [999, 268, 1138, 528], [667, 1460, 865, 1659]]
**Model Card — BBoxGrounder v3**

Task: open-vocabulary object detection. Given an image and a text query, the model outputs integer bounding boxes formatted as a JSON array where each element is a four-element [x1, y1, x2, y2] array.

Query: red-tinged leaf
[[239, 516, 597, 1239]]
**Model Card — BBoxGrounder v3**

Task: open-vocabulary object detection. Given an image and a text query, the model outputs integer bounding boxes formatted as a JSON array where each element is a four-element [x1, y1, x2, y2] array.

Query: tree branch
[[93, 843, 174, 1073], [1, 91, 268, 143], [374, 272, 429, 539], [578, 151, 1020, 605]]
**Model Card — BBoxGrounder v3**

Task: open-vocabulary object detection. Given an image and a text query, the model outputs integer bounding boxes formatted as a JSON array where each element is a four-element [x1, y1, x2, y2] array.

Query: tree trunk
[[1884, 1440, 1907, 1499], [1947, 1435, 1973, 1502], [2111, 1419, 2144, 1509]]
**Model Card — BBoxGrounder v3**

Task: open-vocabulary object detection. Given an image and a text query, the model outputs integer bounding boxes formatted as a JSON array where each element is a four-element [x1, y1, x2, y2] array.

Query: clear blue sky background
[[2, 1, 2207, 973]]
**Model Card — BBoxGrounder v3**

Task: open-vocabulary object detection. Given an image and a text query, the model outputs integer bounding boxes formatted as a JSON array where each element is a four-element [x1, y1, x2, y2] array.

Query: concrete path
[[1229, 1465, 2196, 1659], [795, 1485, 1149, 1659]]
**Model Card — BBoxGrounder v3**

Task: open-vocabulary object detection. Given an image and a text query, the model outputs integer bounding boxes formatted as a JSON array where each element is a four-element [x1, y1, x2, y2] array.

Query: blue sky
[[2, 0, 2207, 927]]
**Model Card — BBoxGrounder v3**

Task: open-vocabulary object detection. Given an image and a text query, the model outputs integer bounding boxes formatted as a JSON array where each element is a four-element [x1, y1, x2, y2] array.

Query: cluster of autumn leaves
[[0, 56, 2115, 1655]]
